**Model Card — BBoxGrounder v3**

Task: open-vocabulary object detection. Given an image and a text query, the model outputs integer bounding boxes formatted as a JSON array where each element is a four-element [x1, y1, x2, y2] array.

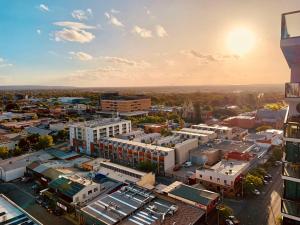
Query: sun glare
[[226, 27, 256, 56]]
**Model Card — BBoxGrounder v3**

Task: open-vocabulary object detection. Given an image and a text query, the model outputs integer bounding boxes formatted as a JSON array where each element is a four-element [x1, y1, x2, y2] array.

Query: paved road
[[0, 182, 75, 225], [225, 165, 282, 225]]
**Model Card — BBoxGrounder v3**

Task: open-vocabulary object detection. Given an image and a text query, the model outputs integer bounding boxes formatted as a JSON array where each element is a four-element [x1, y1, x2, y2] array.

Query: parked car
[[264, 175, 272, 182], [252, 189, 260, 195], [35, 197, 43, 205], [183, 161, 192, 168], [225, 219, 235, 225], [228, 215, 240, 225]]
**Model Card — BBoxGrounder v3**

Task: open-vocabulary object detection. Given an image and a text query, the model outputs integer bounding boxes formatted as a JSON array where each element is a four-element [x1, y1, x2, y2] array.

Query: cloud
[[110, 9, 120, 14], [104, 12, 124, 27], [155, 25, 168, 38], [181, 50, 240, 63], [66, 67, 121, 82], [38, 4, 49, 12], [69, 51, 93, 61], [0, 57, 13, 68], [71, 9, 93, 21], [36, 29, 41, 35], [132, 26, 152, 38], [102, 56, 150, 68], [53, 21, 95, 43], [54, 21, 95, 30]]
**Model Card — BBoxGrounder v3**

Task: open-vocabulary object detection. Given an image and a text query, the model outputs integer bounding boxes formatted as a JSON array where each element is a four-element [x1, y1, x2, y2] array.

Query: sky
[[0, 0, 300, 87]]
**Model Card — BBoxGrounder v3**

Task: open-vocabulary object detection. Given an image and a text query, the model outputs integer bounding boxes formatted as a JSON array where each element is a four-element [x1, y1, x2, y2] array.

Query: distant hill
[[0, 84, 284, 93]]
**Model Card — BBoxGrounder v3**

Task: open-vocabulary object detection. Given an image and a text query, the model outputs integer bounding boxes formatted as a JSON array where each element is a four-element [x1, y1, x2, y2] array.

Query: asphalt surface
[[0, 181, 75, 225], [225, 165, 282, 225]]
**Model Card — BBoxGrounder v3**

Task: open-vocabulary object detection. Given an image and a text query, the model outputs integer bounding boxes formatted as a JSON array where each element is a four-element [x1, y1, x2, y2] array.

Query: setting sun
[[226, 27, 256, 55]]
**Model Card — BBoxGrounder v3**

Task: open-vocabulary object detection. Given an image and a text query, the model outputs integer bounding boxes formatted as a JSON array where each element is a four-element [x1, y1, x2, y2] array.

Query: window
[[94, 188, 98, 192], [224, 180, 227, 184], [209, 176, 212, 180], [217, 178, 220, 182], [199, 174, 202, 178], [88, 190, 92, 195]]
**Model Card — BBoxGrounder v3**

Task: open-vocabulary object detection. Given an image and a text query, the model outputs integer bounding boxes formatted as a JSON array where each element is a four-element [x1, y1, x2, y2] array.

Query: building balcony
[[282, 199, 300, 221], [286, 83, 300, 98], [284, 122, 300, 139], [283, 162, 300, 181]]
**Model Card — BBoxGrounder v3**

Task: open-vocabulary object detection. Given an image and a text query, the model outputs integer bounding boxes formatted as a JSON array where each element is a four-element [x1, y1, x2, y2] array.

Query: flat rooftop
[[0, 194, 42, 225], [100, 161, 148, 177], [199, 139, 255, 153], [163, 181, 219, 207], [70, 118, 130, 128], [104, 138, 174, 153], [181, 128, 216, 135], [81, 185, 155, 225], [209, 160, 249, 176], [192, 124, 232, 131], [0, 150, 53, 171], [173, 130, 208, 137]]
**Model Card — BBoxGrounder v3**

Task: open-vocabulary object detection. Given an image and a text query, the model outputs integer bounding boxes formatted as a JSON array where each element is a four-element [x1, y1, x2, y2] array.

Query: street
[[225, 165, 282, 225], [0, 181, 75, 225]]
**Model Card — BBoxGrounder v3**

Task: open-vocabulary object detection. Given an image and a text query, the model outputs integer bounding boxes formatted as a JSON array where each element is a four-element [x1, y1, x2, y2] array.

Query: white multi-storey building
[[69, 118, 131, 155], [191, 124, 233, 139]]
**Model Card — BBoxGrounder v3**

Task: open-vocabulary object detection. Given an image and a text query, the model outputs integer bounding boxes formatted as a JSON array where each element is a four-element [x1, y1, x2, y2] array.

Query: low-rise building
[[69, 118, 131, 155], [0, 194, 42, 225], [46, 175, 101, 212], [191, 124, 233, 139], [98, 137, 175, 174], [162, 181, 219, 213], [223, 115, 256, 129], [0, 150, 53, 181], [180, 128, 217, 140], [0, 133, 21, 151], [195, 159, 251, 196], [96, 161, 155, 188]]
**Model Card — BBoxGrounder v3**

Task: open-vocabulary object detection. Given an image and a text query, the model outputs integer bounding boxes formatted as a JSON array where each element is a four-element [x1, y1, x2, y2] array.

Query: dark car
[[35, 197, 43, 205]]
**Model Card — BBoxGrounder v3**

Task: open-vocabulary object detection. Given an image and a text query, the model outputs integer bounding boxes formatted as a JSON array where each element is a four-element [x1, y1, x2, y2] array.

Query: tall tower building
[[281, 11, 300, 225]]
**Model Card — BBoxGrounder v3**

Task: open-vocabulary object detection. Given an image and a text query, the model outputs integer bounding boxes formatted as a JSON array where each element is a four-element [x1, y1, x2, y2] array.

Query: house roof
[[49, 177, 85, 198], [168, 183, 219, 206], [41, 168, 63, 181], [46, 148, 79, 160], [25, 126, 52, 136]]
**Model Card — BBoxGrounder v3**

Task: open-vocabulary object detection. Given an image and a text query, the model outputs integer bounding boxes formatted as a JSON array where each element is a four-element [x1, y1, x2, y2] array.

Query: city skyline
[[1, 0, 300, 87]]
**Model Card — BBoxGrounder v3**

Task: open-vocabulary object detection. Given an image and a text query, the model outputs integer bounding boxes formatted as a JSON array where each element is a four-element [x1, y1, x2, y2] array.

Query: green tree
[[36, 135, 53, 150], [244, 174, 263, 192], [13, 146, 23, 156], [0, 146, 9, 159], [137, 161, 157, 173], [218, 204, 233, 218]]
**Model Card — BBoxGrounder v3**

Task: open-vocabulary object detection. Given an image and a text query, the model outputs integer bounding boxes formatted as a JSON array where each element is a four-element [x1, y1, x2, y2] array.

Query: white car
[[252, 189, 260, 195]]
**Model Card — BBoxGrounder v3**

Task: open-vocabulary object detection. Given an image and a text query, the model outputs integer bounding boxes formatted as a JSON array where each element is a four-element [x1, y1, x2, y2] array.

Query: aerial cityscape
[[1, 1, 300, 225]]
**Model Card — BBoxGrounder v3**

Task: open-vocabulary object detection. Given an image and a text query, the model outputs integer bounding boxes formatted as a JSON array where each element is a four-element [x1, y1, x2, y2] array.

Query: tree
[[0, 146, 9, 159], [13, 146, 23, 156], [137, 161, 157, 173], [244, 174, 263, 192], [36, 135, 53, 150], [18, 138, 30, 151], [272, 146, 283, 161], [218, 204, 233, 218]]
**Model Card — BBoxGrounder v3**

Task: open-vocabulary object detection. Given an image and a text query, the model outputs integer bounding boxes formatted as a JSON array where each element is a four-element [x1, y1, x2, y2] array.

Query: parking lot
[[0, 180, 75, 225]]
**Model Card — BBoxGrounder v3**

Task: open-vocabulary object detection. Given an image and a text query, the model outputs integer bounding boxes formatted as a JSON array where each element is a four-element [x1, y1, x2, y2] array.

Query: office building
[[97, 137, 175, 174], [281, 11, 300, 224], [69, 118, 131, 155], [101, 92, 151, 113]]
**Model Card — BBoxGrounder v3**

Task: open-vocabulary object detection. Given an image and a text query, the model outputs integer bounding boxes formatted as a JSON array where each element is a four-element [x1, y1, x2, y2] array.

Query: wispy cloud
[[69, 51, 93, 61], [110, 9, 120, 14], [0, 57, 13, 68], [181, 50, 240, 63], [66, 67, 121, 82], [102, 56, 150, 68], [53, 21, 95, 43], [155, 25, 168, 37], [36, 29, 41, 35], [104, 12, 124, 27], [71, 9, 93, 21], [38, 4, 49, 12], [132, 26, 152, 38]]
